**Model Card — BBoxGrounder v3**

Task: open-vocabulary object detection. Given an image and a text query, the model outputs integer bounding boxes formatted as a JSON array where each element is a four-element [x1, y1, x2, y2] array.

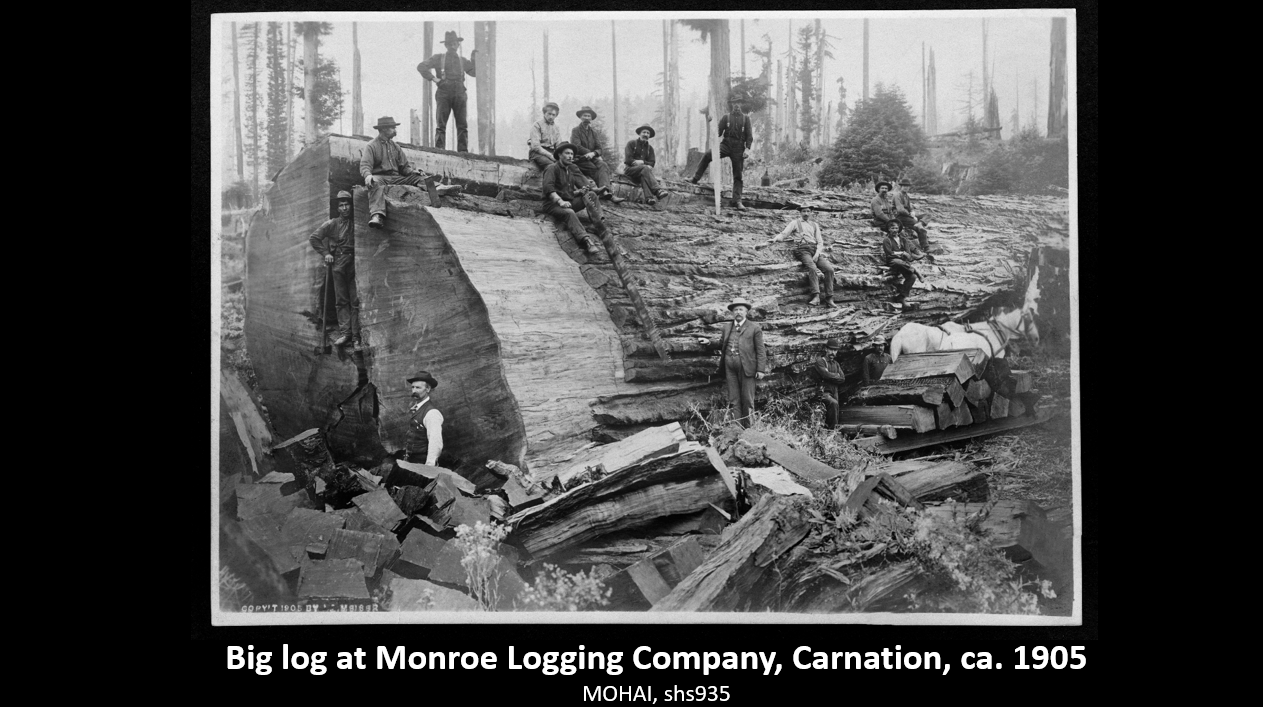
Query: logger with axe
[[309, 191, 362, 351], [880, 219, 925, 302]]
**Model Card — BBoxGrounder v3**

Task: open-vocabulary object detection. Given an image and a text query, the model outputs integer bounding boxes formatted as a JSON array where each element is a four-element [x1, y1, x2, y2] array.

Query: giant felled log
[[244, 135, 1065, 482]]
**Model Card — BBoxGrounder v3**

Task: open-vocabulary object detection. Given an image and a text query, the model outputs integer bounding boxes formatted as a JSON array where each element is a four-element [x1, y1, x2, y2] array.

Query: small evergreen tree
[[265, 22, 289, 177], [796, 25, 817, 145], [309, 56, 345, 134], [818, 83, 927, 188], [834, 75, 849, 135]]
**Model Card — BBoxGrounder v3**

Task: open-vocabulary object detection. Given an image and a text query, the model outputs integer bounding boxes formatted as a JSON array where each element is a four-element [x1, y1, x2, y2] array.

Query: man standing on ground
[[308, 191, 361, 349], [569, 106, 625, 204], [361, 116, 461, 229], [542, 141, 606, 255], [862, 335, 892, 384], [767, 206, 836, 307], [624, 125, 670, 205], [528, 102, 562, 172], [812, 338, 847, 429], [404, 370, 445, 466], [697, 297, 768, 429], [881, 220, 924, 302], [417, 31, 477, 152], [895, 179, 930, 251], [690, 100, 753, 211]]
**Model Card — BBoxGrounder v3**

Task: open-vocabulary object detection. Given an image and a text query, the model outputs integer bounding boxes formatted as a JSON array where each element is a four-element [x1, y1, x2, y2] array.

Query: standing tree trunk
[[669, 21, 680, 167], [814, 19, 825, 147], [611, 21, 620, 149], [249, 22, 261, 197], [662, 21, 669, 167], [862, 19, 869, 102], [422, 22, 433, 147], [929, 48, 938, 135], [410, 109, 420, 145], [763, 46, 772, 162], [302, 24, 318, 146], [352, 22, 363, 136], [475, 21, 497, 156], [1047, 17, 1067, 138], [232, 22, 244, 181], [709, 89, 721, 216], [982, 19, 989, 101], [285, 22, 295, 160], [740, 19, 746, 77], [775, 59, 783, 150], [542, 29, 550, 104], [922, 42, 926, 134]]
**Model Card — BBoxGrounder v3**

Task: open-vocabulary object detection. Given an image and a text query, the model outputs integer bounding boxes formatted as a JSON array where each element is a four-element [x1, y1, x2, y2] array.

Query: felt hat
[[335, 190, 352, 201], [443, 31, 463, 44], [875, 180, 893, 192], [871, 335, 887, 346], [406, 370, 439, 389], [885, 219, 903, 231], [553, 141, 577, 159], [576, 105, 598, 120], [727, 296, 754, 312], [825, 338, 844, 349], [543, 102, 560, 113], [373, 116, 401, 130], [634, 124, 655, 138], [899, 179, 913, 186]]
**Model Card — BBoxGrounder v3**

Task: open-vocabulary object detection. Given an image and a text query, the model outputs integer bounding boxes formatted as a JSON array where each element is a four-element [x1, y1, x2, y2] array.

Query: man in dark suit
[[812, 338, 847, 429], [697, 297, 768, 428]]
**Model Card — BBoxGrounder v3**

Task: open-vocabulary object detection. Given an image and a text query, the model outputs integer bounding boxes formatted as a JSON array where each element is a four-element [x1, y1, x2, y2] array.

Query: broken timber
[[854, 408, 1059, 454], [738, 429, 841, 482]]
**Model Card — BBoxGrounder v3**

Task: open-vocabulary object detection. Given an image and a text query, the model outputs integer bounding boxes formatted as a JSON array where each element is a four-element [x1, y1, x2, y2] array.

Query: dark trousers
[[624, 164, 661, 195], [542, 192, 605, 245], [330, 252, 361, 338], [725, 355, 757, 428], [368, 171, 428, 217], [897, 213, 929, 249], [793, 246, 836, 299], [888, 259, 917, 296], [574, 157, 611, 190], [693, 140, 746, 202], [820, 385, 840, 429], [530, 152, 556, 172], [434, 86, 469, 152]]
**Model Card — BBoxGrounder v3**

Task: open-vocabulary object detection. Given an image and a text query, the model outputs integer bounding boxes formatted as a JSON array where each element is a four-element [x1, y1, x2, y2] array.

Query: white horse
[[889, 263, 1041, 362]]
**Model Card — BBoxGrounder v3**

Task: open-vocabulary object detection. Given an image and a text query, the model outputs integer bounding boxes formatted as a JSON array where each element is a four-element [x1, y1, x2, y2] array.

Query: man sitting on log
[[870, 180, 899, 230], [690, 100, 754, 211], [361, 116, 461, 229], [624, 124, 670, 205], [862, 335, 892, 384], [308, 190, 361, 350], [527, 102, 562, 172], [696, 297, 767, 429], [569, 106, 625, 204], [404, 370, 445, 466], [895, 179, 930, 251], [881, 220, 925, 302], [542, 141, 606, 255], [767, 206, 836, 308], [812, 338, 847, 429]]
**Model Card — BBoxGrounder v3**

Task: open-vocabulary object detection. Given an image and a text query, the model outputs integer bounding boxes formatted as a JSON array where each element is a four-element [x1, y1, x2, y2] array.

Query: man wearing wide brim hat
[[569, 106, 624, 204], [308, 190, 363, 349], [540, 141, 607, 255], [870, 180, 898, 231], [862, 335, 892, 384], [404, 370, 446, 466], [880, 219, 924, 302], [417, 31, 478, 152], [624, 125, 670, 205], [812, 337, 847, 429], [893, 179, 930, 251], [696, 297, 768, 429], [690, 98, 754, 211], [360, 116, 462, 229], [527, 102, 563, 172]]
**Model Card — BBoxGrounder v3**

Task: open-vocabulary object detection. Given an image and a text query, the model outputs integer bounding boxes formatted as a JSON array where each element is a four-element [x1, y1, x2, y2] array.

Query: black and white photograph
[[210, 9, 1084, 626]]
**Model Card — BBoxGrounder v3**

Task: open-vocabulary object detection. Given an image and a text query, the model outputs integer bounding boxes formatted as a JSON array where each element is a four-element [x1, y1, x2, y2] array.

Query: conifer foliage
[[818, 83, 926, 188]]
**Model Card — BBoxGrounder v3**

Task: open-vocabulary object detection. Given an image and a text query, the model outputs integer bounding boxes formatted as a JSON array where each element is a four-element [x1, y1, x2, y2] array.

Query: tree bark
[[1047, 17, 1067, 138], [352, 22, 363, 136], [302, 24, 317, 146], [232, 22, 244, 180], [611, 22, 620, 149], [422, 22, 433, 147], [285, 23, 295, 160], [475, 21, 496, 156]]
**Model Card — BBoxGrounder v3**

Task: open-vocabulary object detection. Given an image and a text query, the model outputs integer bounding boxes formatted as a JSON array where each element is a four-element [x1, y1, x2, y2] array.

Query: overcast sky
[[215, 10, 1073, 177]]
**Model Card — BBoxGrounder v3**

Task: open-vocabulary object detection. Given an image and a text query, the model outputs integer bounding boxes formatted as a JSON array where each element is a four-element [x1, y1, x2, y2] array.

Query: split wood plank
[[880, 349, 979, 385], [836, 424, 898, 439], [742, 465, 813, 497], [391, 460, 476, 495], [965, 378, 992, 404], [704, 446, 739, 501], [297, 557, 370, 600], [220, 368, 275, 477], [837, 405, 938, 434], [554, 423, 688, 487], [351, 489, 407, 532], [967, 399, 990, 423], [624, 536, 708, 606], [843, 473, 924, 520], [1009, 395, 1027, 418], [326, 528, 398, 576], [990, 392, 1011, 419], [280, 508, 346, 557], [954, 401, 974, 427], [739, 429, 843, 481], [873, 460, 989, 503], [852, 382, 947, 406], [394, 531, 450, 577], [852, 408, 1058, 454], [935, 401, 954, 430]]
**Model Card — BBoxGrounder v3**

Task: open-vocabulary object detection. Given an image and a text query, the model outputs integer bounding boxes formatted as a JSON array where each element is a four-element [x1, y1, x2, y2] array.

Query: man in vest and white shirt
[[404, 370, 445, 466], [767, 206, 837, 307]]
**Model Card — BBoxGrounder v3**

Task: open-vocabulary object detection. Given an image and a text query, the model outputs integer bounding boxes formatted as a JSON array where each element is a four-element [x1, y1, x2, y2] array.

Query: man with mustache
[[361, 116, 461, 229], [416, 30, 477, 153], [696, 297, 768, 429], [541, 141, 607, 255], [569, 105, 625, 204], [624, 124, 670, 205]]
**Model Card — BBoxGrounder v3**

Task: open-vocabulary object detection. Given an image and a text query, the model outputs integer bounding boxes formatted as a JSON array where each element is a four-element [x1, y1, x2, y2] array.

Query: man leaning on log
[[361, 116, 461, 229], [542, 141, 607, 255], [309, 190, 361, 350], [697, 297, 767, 429]]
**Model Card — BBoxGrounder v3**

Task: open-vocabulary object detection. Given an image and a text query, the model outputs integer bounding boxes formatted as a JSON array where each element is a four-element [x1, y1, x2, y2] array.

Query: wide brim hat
[[406, 370, 439, 389], [576, 105, 598, 119], [634, 124, 655, 138], [443, 31, 463, 44], [727, 296, 754, 312], [553, 141, 577, 159], [373, 116, 401, 130], [825, 338, 844, 349], [875, 181, 893, 192], [899, 179, 913, 186]]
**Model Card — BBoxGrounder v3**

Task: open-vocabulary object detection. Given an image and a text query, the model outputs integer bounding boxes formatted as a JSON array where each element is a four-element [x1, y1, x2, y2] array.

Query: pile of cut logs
[[839, 350, 1049, 454]]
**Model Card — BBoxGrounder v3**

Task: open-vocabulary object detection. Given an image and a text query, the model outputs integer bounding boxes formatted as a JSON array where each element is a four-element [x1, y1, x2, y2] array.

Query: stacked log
[[841, 350, 1047, 454]]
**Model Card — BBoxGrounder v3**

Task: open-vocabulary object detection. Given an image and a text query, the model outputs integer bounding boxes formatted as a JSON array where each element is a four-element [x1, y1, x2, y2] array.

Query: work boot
[[646, 197, 657, 205], [368, 213, 384, 229], [734, 200, 748, 211], [822, 297, 837, 308], [333, 332, 351, 346], [807, 294, 821, 306], [689, 175, 701, 185], [583, 237, 601, 255]]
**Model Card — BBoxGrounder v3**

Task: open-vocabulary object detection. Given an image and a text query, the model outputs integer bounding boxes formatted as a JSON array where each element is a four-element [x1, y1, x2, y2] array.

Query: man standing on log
[[404, 370, 445, 466], [308, 191, 362, 350], [569, 106, 624, 204], [812, 338, 847, 429], [624, 125, 670, 205], [881, 221, 924, 302], [417, 31, 477, 152], [542, 141, 606, 255], [862, 335, 892, 384], [528, 102, 562, 172], [895, 179, 930, 251], [690, 100, 753, 211], [361, 116, 461, 229], [697, 297, 767, 429], [767, 206, 836, 307]]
